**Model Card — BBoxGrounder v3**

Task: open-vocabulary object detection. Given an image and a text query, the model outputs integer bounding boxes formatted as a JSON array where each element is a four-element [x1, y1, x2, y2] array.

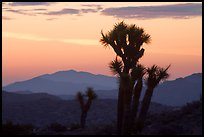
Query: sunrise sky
[[2, 2, 202, 86]]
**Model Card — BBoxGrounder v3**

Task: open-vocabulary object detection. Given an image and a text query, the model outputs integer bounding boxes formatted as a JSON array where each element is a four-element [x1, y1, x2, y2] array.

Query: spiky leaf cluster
[[100, 21, 151, 66], [146, 65, 170, 88], [86, 87, 97, 100], [109, 57, 124, 76]]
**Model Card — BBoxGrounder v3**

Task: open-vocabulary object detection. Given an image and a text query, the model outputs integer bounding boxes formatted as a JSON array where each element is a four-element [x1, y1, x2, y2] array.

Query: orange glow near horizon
[[2, 2, 202, 86]]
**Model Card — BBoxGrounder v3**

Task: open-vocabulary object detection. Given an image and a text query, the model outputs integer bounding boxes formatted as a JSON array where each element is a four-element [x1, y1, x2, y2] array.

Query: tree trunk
[[130, 79, 143, 132], [135, 87, 154, 134], [117, 64, 130, 134], [85, 99, 92, 111], [121, 74, 133, 135], [117, 84, 124, 134], [121, 88, 132, 135], [80, 111, 87, 128], [122, 103, 131, 135]]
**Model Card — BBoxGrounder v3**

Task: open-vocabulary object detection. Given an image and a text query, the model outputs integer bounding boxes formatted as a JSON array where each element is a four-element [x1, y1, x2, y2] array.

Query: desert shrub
[[144, 118, 153, 126], [69, 123, 81, 131], [2, 121, 34, 135], [47, 122, 67, 132], [94, 123, 116, 135], [181, 101, 201, 115], [158, 124, 183, 135]]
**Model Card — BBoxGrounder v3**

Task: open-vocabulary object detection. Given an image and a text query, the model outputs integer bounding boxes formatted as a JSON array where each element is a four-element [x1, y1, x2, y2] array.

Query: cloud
[[9, 2, 52, 6], [4, 7, 97, 17], [46, 18, 57, 21], [101, 3, 202, 19], [81, 4, 102, 7], [81, 4, 103, 11], [5, 8, 78, 17], [32, 8, 47, 11], [44, 8, 100, 16], [2, 16, 13, 20], [5, 9, 36, 16], [4, 3, 102, 17], [81, 8, 98, 13], [2, 7, 10, 10], [3, 32, 51, 41], [43, 8, 80, 15], [97, 6, 103, 11], [61, 39, 99, 46], [3, 32, 99, 46]]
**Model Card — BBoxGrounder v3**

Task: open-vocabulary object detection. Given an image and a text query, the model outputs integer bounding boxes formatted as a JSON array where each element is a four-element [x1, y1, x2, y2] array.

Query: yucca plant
[[76, 87, 97, 128], [101, 21, 151, 134], [129, 64, 146, 132], [136, 65, 170, 133], [101, 21, 170, 135]]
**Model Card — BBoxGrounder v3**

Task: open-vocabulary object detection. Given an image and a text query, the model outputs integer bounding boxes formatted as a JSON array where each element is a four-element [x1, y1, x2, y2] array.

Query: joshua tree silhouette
[[76, 87, 97, 128], [136, 65, 170, 134], [100, 21, 170, 135]]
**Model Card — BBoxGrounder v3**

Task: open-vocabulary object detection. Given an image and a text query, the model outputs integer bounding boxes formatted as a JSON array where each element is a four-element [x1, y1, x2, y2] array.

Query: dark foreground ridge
[[2, 91, 202, 135]]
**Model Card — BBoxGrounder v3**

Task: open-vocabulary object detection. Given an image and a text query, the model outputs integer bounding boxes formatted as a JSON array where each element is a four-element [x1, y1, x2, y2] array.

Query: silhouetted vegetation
[[93, 122, 117, 135], [181, 100, 202, 115], [2, 121, 34, 135], [69, 123, 81, 131], [141, 99, 202, 135], [135, 65, 170, 134], [76, 87, 97, 128], [100, 21, 170, 134], [2, 99, 201, 135], [47, 122, 67, 132]]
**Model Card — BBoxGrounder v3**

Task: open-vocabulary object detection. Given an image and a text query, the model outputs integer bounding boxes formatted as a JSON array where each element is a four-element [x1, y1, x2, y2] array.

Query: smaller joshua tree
[[76, 87, 97, 128]]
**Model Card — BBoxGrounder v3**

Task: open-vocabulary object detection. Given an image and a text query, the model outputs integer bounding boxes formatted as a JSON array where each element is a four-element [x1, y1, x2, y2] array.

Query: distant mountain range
[[2, 70, 202, 106], [95, 73, 202, 106], [3, 70, 118, 95], [150, 73, 202, 106]]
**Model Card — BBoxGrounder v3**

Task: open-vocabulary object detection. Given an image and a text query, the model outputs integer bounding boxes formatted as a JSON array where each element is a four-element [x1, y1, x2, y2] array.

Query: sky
[[2, 2, 202, 86]]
